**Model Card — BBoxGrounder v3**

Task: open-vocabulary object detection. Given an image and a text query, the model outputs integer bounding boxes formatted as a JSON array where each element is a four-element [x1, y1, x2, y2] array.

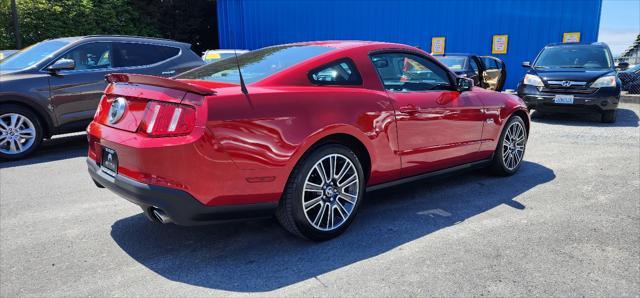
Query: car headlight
[[591, 76, 617, 88], [523, 74, 544, 87]]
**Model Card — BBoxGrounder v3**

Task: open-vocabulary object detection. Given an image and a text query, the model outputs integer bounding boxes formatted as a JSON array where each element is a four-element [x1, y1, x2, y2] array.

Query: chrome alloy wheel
[[0, 113, 36, 155], [502, 121, 526, 171], [302, 154, 360, 231]]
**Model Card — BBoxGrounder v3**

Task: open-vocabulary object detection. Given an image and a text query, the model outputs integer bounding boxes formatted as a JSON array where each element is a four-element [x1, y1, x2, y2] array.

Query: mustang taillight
[[138, 101, 196, 137]]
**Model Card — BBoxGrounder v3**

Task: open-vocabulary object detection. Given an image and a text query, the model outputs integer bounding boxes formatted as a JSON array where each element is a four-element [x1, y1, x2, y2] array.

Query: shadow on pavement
[[531, 108, 639, 128], [111, 161, 555, 292], [0, 133, 87, 168]]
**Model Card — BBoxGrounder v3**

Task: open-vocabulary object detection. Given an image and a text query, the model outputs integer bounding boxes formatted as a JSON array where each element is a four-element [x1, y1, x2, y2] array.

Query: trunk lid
[[95, 74, 216, 132]]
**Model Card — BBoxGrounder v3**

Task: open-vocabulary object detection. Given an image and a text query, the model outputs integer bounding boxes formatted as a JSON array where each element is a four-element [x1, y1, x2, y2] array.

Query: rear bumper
[[87, 159, 277, 225], [517, 84, 620, 113]]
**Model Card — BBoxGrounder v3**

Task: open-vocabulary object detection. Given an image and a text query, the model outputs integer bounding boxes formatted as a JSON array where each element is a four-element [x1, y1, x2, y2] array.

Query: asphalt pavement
[[1, 103, 639, 297]]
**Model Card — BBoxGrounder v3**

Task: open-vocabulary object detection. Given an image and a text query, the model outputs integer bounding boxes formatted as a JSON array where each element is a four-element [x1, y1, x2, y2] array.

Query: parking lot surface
[[1, 103, 639, 297]]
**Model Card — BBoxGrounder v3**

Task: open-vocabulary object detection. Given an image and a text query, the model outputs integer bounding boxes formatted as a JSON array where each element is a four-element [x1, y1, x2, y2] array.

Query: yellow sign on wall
[[563, 32, 581, 43], [492, 35, 509, 54], [431, 37, 446, 55]]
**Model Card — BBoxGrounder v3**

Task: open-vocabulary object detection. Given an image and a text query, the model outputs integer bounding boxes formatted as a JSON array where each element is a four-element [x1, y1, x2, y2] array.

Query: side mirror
[[456, 77, 473, 92], [617, 62, 629, 70], [522, 61, 531, 68], [47, 58, 75, 72]]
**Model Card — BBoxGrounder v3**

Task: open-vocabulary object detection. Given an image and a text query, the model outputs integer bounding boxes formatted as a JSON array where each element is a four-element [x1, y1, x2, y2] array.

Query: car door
[[481, 56, 506, 91], [48, 42, 114, 128], [370, 52, 486, 178], [468, 56, 484, 87]]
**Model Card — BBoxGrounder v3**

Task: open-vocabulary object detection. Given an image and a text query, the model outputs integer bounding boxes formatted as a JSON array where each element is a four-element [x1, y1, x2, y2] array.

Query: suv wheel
[[0, 104, 43, 160], [276, 144, 365, 241], [601, 110, 617, 123]]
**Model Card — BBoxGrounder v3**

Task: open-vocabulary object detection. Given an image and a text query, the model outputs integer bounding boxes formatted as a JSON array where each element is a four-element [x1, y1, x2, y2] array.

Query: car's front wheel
[[0, 104, 43, 160], [601, 110, 617, 123], [276, 144, 365, 241], [490, 115, 527, 176]]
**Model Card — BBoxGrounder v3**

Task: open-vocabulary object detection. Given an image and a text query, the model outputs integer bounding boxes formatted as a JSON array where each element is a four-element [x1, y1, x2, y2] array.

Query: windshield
[[178, 45, 334, 84], [436, 56, 467, 70], [0, 40, 71, 71], [534, 46, 612, 69]]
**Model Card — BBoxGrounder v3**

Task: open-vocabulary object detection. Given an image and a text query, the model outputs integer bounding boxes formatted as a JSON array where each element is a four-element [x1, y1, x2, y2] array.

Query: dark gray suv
[[0, 35, 204, 159]]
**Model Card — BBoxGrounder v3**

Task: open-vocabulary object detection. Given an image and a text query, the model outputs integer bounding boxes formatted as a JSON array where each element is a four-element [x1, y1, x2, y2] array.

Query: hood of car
[[531, 68, 614, 83]]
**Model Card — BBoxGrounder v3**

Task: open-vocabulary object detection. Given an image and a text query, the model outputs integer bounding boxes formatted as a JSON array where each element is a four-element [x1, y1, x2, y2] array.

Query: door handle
[[399, 105, 418, 114]]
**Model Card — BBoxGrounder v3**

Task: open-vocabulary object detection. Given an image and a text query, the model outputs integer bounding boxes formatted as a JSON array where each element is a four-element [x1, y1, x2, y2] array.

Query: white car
[[202, 49, 248, 63]]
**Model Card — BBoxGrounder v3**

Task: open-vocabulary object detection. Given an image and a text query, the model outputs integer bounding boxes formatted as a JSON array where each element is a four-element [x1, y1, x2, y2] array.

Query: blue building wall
[[218, 0, 602, 89]]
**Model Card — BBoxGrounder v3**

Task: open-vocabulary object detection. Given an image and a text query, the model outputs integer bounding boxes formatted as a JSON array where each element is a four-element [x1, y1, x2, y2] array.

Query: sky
[[598, 0, 640, 56]]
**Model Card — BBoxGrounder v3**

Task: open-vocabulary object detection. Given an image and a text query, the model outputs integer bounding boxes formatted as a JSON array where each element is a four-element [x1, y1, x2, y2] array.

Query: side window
[[370, 52, 451, 91], [113, 43, 180, 68], [482, 58, 498, 70], [469, 58, 480, 75], [482, 57, 500, 69], [57, 42, 112, 71], [309, 59, 362, 85]]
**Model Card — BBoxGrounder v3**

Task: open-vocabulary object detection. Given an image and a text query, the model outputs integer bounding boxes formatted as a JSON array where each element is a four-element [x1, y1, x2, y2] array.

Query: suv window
[[534, 45, 612, 69], [371, 52, 451, 91], [113, 43, 180, 68], [57, 42, 112, 71], [309, 59, 362, 85]]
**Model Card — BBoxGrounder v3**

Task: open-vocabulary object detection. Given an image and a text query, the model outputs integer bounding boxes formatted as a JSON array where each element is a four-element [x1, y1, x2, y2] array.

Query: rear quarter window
[[309, 59, 362, 85], [113, 43, 180, 68]]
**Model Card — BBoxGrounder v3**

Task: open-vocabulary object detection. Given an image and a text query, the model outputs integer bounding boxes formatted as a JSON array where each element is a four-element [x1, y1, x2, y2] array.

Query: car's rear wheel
[[276, 144, 365, 241], [490, 115, 527, 176], [601, 110, 617, 123], [0, 104, 43, 160]]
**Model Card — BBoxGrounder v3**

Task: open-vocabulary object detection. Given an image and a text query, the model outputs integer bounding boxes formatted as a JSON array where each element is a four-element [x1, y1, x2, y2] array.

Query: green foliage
[[1, 0, 218, 50]]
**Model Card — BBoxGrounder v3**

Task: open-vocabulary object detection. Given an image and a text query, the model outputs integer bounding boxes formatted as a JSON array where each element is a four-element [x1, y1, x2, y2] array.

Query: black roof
[[545, 42, 609, 48], [435, 53, 476, 57], [44, 35, 191, 47]]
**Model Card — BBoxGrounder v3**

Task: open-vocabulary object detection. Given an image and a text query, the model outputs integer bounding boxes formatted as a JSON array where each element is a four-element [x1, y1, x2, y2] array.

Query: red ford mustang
[[87, 41, 529, 240]]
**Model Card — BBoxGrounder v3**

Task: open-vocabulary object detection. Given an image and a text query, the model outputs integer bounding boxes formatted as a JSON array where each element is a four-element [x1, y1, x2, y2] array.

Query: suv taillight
[[138, 101, 196, 137]]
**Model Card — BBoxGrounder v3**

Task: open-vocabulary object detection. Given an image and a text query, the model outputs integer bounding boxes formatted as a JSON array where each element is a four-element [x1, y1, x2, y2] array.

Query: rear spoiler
[[105, 73, 216, 96]]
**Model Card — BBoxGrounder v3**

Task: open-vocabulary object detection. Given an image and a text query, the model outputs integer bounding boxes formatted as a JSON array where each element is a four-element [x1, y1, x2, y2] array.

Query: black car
[[435, 53, 507, 91], [0, 35, 204, 159], [517, 42, 623, 123]]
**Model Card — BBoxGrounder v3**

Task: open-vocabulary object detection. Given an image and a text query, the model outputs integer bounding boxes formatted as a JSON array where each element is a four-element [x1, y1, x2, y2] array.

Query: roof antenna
[[233, 48, 248, 95]]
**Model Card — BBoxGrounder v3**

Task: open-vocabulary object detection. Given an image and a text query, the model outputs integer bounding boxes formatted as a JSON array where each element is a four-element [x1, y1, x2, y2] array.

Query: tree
[[0, 0, 218, 53]]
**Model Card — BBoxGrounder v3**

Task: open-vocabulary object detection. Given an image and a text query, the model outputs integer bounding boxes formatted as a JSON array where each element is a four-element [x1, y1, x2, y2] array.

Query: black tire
[[0, 104, 44, 160], [276, 144, 365, 241], [601, 110, 617, 123], [490, 115, 527, 176]]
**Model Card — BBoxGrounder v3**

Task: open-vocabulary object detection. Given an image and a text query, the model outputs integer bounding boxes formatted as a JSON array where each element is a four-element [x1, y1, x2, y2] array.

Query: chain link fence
[[619, 72, 640, 94]]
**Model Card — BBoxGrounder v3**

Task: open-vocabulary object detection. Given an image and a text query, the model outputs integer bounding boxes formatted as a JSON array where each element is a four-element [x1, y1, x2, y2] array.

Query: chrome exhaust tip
[[152, 208, 172, 224]]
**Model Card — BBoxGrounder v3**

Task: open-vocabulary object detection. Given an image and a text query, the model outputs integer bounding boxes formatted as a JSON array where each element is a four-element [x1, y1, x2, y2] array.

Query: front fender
[[0, 93, 56, 136]]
